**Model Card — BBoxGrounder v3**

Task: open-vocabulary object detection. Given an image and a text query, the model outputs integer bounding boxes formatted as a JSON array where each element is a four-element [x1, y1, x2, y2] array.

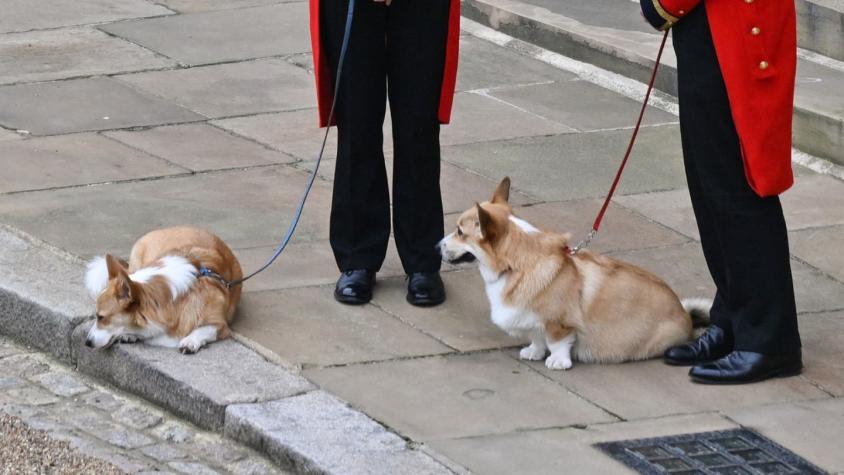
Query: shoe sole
[[664, 358, 702, 367], [334, 291, 372, 305], [689, 364, 803, 385], [664, 356, 724, 367], [406, 295, 445, 307]]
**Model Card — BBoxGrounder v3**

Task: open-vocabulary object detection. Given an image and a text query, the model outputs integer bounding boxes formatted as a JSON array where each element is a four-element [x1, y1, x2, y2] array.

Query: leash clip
[[197, 267, 231, 289], [569, 229, 597, 255]]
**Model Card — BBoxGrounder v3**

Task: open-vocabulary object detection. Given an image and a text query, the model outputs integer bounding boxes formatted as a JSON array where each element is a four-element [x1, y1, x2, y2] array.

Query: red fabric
[[309, 0, 461, 128], [661, 0, 796, 196], [659, 0, 703, 18]]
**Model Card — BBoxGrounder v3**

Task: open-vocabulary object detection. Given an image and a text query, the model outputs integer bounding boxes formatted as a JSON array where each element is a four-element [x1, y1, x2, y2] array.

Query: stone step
[[797, 0, 844, 61], [462, 0, 844, 166]]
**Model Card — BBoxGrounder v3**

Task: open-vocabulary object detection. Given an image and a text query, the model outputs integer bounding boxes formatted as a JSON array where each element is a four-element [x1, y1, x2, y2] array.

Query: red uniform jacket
[[309, 0, 461, 128], [641, 0, 796, 197]]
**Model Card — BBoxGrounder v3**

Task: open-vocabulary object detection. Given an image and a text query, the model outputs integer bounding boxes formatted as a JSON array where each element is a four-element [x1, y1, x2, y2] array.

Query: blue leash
[[217, 0, 357, 289]]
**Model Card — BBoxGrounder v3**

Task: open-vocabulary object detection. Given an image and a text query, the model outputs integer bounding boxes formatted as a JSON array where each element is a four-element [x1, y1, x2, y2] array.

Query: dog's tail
[[682, 297, 712, 328]]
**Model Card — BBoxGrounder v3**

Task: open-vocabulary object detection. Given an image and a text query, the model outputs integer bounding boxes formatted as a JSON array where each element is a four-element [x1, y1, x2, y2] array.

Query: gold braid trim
[[652, 0, 680, 23]]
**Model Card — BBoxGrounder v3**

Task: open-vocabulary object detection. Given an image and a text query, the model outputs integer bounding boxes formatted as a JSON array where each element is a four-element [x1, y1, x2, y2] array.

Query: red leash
[[570, 29, 671, 255]]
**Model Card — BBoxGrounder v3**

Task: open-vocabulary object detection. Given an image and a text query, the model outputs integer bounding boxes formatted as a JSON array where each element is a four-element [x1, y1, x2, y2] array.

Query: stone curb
[[797, 0, 844, 61], [0, 225, 453, 474], [225, 391, 452, 475], [70, 323, 315, 431], [461, 0, 844, 166]]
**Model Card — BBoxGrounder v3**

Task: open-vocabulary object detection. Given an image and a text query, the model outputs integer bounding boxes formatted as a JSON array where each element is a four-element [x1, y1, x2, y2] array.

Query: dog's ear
[[105, 254, 127, 280], [115, 275, 135, 302], [490, 177, 511, 204], [476, 203, 504, 243]]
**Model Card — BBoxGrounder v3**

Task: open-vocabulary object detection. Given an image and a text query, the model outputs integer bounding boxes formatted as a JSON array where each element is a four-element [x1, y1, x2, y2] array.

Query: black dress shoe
[[664, 326, 733, 366], [406, 272, 446, 307], [334, 270, 375, 305], [689, 350, 803, 385]]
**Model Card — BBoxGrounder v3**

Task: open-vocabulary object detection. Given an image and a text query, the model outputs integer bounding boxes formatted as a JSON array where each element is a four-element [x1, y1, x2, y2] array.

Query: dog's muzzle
[[448, 252, 477, 264]]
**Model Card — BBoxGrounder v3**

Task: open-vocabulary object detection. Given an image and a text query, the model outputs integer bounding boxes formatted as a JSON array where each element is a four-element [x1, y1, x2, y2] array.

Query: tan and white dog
[[84, 226, 242, 354], [439, 178, 709, 370]]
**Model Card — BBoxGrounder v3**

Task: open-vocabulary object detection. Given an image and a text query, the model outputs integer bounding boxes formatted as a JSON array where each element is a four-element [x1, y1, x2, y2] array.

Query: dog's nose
[[85, 338, 93, 348]]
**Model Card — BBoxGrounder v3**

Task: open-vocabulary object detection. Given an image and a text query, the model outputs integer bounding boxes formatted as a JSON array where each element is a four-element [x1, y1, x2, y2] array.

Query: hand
[[373, 0, 392, 5]]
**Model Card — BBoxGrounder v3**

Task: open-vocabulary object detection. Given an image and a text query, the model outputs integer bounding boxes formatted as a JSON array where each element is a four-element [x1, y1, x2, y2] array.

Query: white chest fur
[[484, 273, 542, 336]]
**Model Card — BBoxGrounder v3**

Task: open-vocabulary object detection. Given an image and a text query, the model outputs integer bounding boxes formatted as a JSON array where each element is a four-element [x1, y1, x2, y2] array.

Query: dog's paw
[[519, 344, 547, 361], [117, 334, 139, 344], [545, 353, 573, 370], [178, 337, 203, 355]]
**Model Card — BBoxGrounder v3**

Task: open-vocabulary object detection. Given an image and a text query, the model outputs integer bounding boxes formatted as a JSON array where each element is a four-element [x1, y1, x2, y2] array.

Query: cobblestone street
[[0, 336, 284, 474]]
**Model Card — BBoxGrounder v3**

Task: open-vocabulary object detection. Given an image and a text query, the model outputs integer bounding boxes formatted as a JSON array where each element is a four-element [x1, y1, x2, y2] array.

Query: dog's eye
[[96, 314, 104, 321], [457, 227, 464, 237]]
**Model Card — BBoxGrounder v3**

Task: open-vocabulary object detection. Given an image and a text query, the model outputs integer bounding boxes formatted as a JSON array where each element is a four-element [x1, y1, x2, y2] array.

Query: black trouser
[[321, 0, 449, 274], [673, 5, 801, 354]]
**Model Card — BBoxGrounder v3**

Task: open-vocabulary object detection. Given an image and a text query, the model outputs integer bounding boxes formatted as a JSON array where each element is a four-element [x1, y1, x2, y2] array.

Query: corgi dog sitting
[[438, 178, 709, 370], [84, 226, 242, 354]]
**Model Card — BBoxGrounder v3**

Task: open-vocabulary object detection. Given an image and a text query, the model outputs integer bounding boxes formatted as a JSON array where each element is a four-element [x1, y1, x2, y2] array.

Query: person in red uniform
[[309, 0, 460, 306], [640, 0, 802, 383]]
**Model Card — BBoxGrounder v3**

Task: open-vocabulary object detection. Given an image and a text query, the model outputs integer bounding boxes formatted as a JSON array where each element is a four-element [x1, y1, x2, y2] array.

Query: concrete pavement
[[1, 1, 843, 473]]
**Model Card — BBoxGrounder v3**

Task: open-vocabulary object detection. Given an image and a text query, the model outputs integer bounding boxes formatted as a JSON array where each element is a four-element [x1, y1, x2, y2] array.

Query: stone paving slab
[[117, 58, 316, 118], [725, 398, 844, 473], [0, 133, 186, 193], [99, 3, 311, 66], [427, 413, 738, 475], [0, 127, 20, 141], [0, 27, 175, 86], [790, 225, 844, 283], [519, 352, 829, 421], [157, 0, 288, 14], [225, 391, 451, 474], [72, 323, 314, 430], [104, 123, 293, 172], [456, 35, 576, 92], [0, 77, 203, 136], [461, 0, 677, 92], [443, 124, 686, 201], [305, 351, 616, 441], [488, 79, 677, 132], [0, 226, 89, 362], [371, 271, 523, 352], [0, 0, 173, 34], [295, 152, 539, 215], [235, 286, 452, 367], [781, 173, 844, 229], [617, 173, 844, 240], [611, 242, 844, 315], [513, 199, 691, 253], [436, 92, 576, 146], [0, 166, 333, 257], [212, 110, 335, 161], [799, 310, 844, 396], [234, 240, 415, 293]]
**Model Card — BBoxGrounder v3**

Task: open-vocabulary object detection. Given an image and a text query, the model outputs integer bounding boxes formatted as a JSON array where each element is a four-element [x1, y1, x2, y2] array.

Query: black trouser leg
[[385, 0, 450, 274], [673, 5, 801, 354], [322, 0, 390, 272]]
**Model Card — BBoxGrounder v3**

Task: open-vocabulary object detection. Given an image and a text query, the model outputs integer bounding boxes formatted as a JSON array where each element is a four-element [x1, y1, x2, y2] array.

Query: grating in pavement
[[595, 428, 826, 475]]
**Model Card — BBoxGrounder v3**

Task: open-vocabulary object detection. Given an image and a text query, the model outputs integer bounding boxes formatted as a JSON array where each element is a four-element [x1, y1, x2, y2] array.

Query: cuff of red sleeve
[[640, 0, 675, 31]]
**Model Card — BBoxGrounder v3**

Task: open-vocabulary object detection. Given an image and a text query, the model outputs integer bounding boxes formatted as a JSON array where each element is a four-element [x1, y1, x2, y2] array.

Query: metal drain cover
[[596, 428, 826, 475]]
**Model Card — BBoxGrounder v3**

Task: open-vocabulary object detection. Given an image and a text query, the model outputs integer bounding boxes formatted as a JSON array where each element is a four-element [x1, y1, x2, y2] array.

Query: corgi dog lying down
[[84, 226, 242, 354]]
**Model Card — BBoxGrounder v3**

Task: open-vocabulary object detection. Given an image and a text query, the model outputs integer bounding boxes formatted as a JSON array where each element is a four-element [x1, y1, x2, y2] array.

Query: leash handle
[[571, 29, 670, 255], [226, 0, 356, 288]]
